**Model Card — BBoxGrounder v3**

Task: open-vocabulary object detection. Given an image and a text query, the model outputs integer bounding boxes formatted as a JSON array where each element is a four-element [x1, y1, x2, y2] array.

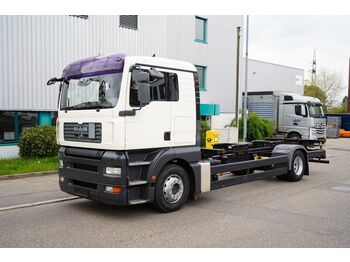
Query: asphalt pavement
[[1, 138, 350, 247]]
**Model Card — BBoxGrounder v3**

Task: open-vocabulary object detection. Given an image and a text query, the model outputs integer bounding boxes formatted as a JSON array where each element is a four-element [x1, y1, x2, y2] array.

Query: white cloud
[[249, 15, 350, 99]]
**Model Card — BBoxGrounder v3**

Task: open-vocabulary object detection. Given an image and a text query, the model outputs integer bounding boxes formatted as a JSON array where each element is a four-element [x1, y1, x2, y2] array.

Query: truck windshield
[[60, 73, 122, 110], [308, 104, 324, 118]]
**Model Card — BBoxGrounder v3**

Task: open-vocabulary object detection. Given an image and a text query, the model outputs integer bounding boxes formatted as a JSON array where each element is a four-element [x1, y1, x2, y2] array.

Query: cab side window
[[168, 73, 179, 101], [130, 74, 140, 107], [295, 104, 307, 117], [130, 69, 179, 107]]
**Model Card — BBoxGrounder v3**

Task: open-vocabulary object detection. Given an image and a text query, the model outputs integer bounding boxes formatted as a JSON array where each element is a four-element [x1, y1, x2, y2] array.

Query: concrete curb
[[0, 170, 58, 181], [0, 196, 80, 212]]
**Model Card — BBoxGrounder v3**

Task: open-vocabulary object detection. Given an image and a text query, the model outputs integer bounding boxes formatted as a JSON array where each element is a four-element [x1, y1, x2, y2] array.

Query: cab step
[[129, 199, 148, 205], [128, 180, 148, 186], [128, 161, 151, 167]]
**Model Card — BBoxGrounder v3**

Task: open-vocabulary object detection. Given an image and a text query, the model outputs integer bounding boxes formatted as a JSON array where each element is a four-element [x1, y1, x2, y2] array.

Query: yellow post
[[205, 130, 220, 149]]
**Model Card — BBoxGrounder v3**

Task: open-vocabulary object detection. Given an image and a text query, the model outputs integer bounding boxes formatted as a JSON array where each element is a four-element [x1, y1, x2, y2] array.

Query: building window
[[0, 111, 46, 145], [195, 16, 207, 43], [195, 65, 206, 91], [70, 15, 88, 19], [0, 112, 16, 143], [120, 15, 138, 30], [52, 112, 58, 126], [18, 112, 38, 134]]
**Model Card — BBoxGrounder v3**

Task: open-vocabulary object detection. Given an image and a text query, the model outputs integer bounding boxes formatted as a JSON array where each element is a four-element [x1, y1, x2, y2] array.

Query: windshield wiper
[[62, 105, 78, 110], [65, 101, 111, 110]]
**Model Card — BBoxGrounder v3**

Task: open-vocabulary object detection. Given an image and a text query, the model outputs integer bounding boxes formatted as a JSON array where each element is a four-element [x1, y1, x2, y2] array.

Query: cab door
[[124, 67, 171, 150], [281, 103, 309, 138], [293, 104, 310, 138]]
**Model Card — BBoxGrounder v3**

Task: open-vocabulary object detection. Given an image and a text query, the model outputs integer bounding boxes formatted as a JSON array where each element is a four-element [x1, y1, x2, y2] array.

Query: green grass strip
[[0, 157, 58, 176]]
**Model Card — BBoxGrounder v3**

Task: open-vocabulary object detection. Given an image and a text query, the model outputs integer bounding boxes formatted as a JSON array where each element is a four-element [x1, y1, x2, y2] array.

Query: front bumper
[[58, 146, 154, 206], [60, 180, 128, 206], [310, 127, 326, 142]]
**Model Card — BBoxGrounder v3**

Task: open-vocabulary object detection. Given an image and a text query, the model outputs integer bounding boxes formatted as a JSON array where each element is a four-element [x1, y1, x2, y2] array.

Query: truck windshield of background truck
[[60, 73, 122, 110], [308, 104, 324, 118]]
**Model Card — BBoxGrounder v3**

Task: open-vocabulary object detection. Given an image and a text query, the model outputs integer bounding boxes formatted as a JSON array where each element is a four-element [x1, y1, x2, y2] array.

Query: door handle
[[164, 131, 171, 141]]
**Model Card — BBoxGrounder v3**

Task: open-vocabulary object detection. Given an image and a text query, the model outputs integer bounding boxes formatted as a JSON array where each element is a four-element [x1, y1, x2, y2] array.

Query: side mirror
[[132, 70, 150, 83], [138, 83, 151, 107], [47, 77, 62, 86], [148, 68, 164, 80], [132, 69, 151, 107]]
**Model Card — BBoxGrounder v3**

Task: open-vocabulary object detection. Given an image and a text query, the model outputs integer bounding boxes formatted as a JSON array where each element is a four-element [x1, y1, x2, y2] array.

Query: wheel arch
[[287, 130, 302, 138], [146, 147, 202, 197], [272, 144, 309, 176]]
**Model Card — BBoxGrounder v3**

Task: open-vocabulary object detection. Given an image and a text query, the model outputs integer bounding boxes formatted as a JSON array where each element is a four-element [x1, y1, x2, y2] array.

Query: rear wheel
[[153, 164, 190, 213], [277, 150, 306, 182]]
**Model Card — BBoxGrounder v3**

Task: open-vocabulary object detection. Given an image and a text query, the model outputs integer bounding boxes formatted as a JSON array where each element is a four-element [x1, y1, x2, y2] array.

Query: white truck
[[48, 54, 328, 212], [246, 91, 326, 142]]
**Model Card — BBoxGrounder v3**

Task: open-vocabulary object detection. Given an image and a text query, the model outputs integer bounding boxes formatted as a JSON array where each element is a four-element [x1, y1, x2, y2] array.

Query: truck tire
[[277, 150, 306, 182], [287, 132, 301, 140], [153, 164, 190, 213]]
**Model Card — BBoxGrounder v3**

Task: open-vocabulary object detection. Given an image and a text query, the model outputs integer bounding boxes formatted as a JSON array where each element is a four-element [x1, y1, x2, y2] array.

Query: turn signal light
[[105, 186, 122, 194]]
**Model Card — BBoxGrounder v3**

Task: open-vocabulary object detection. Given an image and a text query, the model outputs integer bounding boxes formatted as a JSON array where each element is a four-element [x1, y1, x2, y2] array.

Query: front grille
[[316, 128, 325, 135], [72, 179, 97, 190], [64, 122, 101, 143], [73, 163, 98, 172]]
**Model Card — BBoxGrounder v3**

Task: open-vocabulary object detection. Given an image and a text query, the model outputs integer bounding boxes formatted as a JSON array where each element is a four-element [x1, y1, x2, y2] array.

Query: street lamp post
[[243, 15, 249, 142]]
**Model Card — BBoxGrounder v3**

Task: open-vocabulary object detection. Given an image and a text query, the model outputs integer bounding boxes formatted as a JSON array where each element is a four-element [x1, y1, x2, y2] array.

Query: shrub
[[19, 126, 59, 158], [239, 113, 273, 141], [200, 120, 210, 147]]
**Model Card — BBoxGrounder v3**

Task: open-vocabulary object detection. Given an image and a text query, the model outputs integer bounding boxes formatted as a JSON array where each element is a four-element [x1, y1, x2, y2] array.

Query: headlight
[[59, 160, 64, 168], [105, 167, 122, 176]]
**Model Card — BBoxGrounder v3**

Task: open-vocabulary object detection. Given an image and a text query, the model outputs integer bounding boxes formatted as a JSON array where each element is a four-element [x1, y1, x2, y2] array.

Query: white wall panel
[[0, 15, 244, 113], [246, 59, 304, 95]]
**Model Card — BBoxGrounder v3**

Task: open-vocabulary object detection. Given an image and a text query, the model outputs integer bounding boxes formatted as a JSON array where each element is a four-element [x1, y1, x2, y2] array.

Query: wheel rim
[[163, 174, 184, 204], [293, 155, 304, 176]]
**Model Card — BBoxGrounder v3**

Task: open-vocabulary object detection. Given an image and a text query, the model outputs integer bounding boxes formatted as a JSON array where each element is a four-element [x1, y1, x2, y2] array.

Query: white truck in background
[[246, 91, 326, 142]]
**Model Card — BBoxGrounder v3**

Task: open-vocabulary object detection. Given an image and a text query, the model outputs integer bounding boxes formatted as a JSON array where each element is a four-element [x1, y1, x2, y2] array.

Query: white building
[[246, 59, 304, 95], [0, 15, 244, 158]]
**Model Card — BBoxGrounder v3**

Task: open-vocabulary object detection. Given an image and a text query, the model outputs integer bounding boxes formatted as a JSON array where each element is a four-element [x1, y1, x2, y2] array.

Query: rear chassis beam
[[202, 139, 328, 191], [210, 156, 288, 190]]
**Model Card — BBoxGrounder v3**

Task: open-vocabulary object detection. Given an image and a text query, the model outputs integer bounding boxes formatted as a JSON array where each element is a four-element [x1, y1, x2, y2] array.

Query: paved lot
[[0, 175, 69, 208], [1, 138, 350, 247]]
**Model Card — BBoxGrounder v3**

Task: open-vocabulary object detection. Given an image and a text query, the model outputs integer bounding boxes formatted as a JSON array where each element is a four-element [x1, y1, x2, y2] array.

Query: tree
[[341, 96, 348, 110], [315, 68, 344, 108], [304, 84, 327, 110], [328, 96, 348, 113]]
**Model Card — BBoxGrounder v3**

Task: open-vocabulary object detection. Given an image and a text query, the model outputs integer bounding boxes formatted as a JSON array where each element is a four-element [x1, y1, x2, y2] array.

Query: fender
[[272, 144, 309, 176], [285, 129, 302, 137], [146, 146, 202, 191]]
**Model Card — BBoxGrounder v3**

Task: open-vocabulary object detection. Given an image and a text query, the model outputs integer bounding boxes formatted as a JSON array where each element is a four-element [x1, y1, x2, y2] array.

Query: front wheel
[[277, 150, 307, 182], [287, 132, 302, 140], [153, 164, 190, 213]]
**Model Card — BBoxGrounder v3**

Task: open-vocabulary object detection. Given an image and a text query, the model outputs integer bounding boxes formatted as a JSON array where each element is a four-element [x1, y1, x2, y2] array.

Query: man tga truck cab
[[48, 54, 328, 212], [246, 91, 326, 142]]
